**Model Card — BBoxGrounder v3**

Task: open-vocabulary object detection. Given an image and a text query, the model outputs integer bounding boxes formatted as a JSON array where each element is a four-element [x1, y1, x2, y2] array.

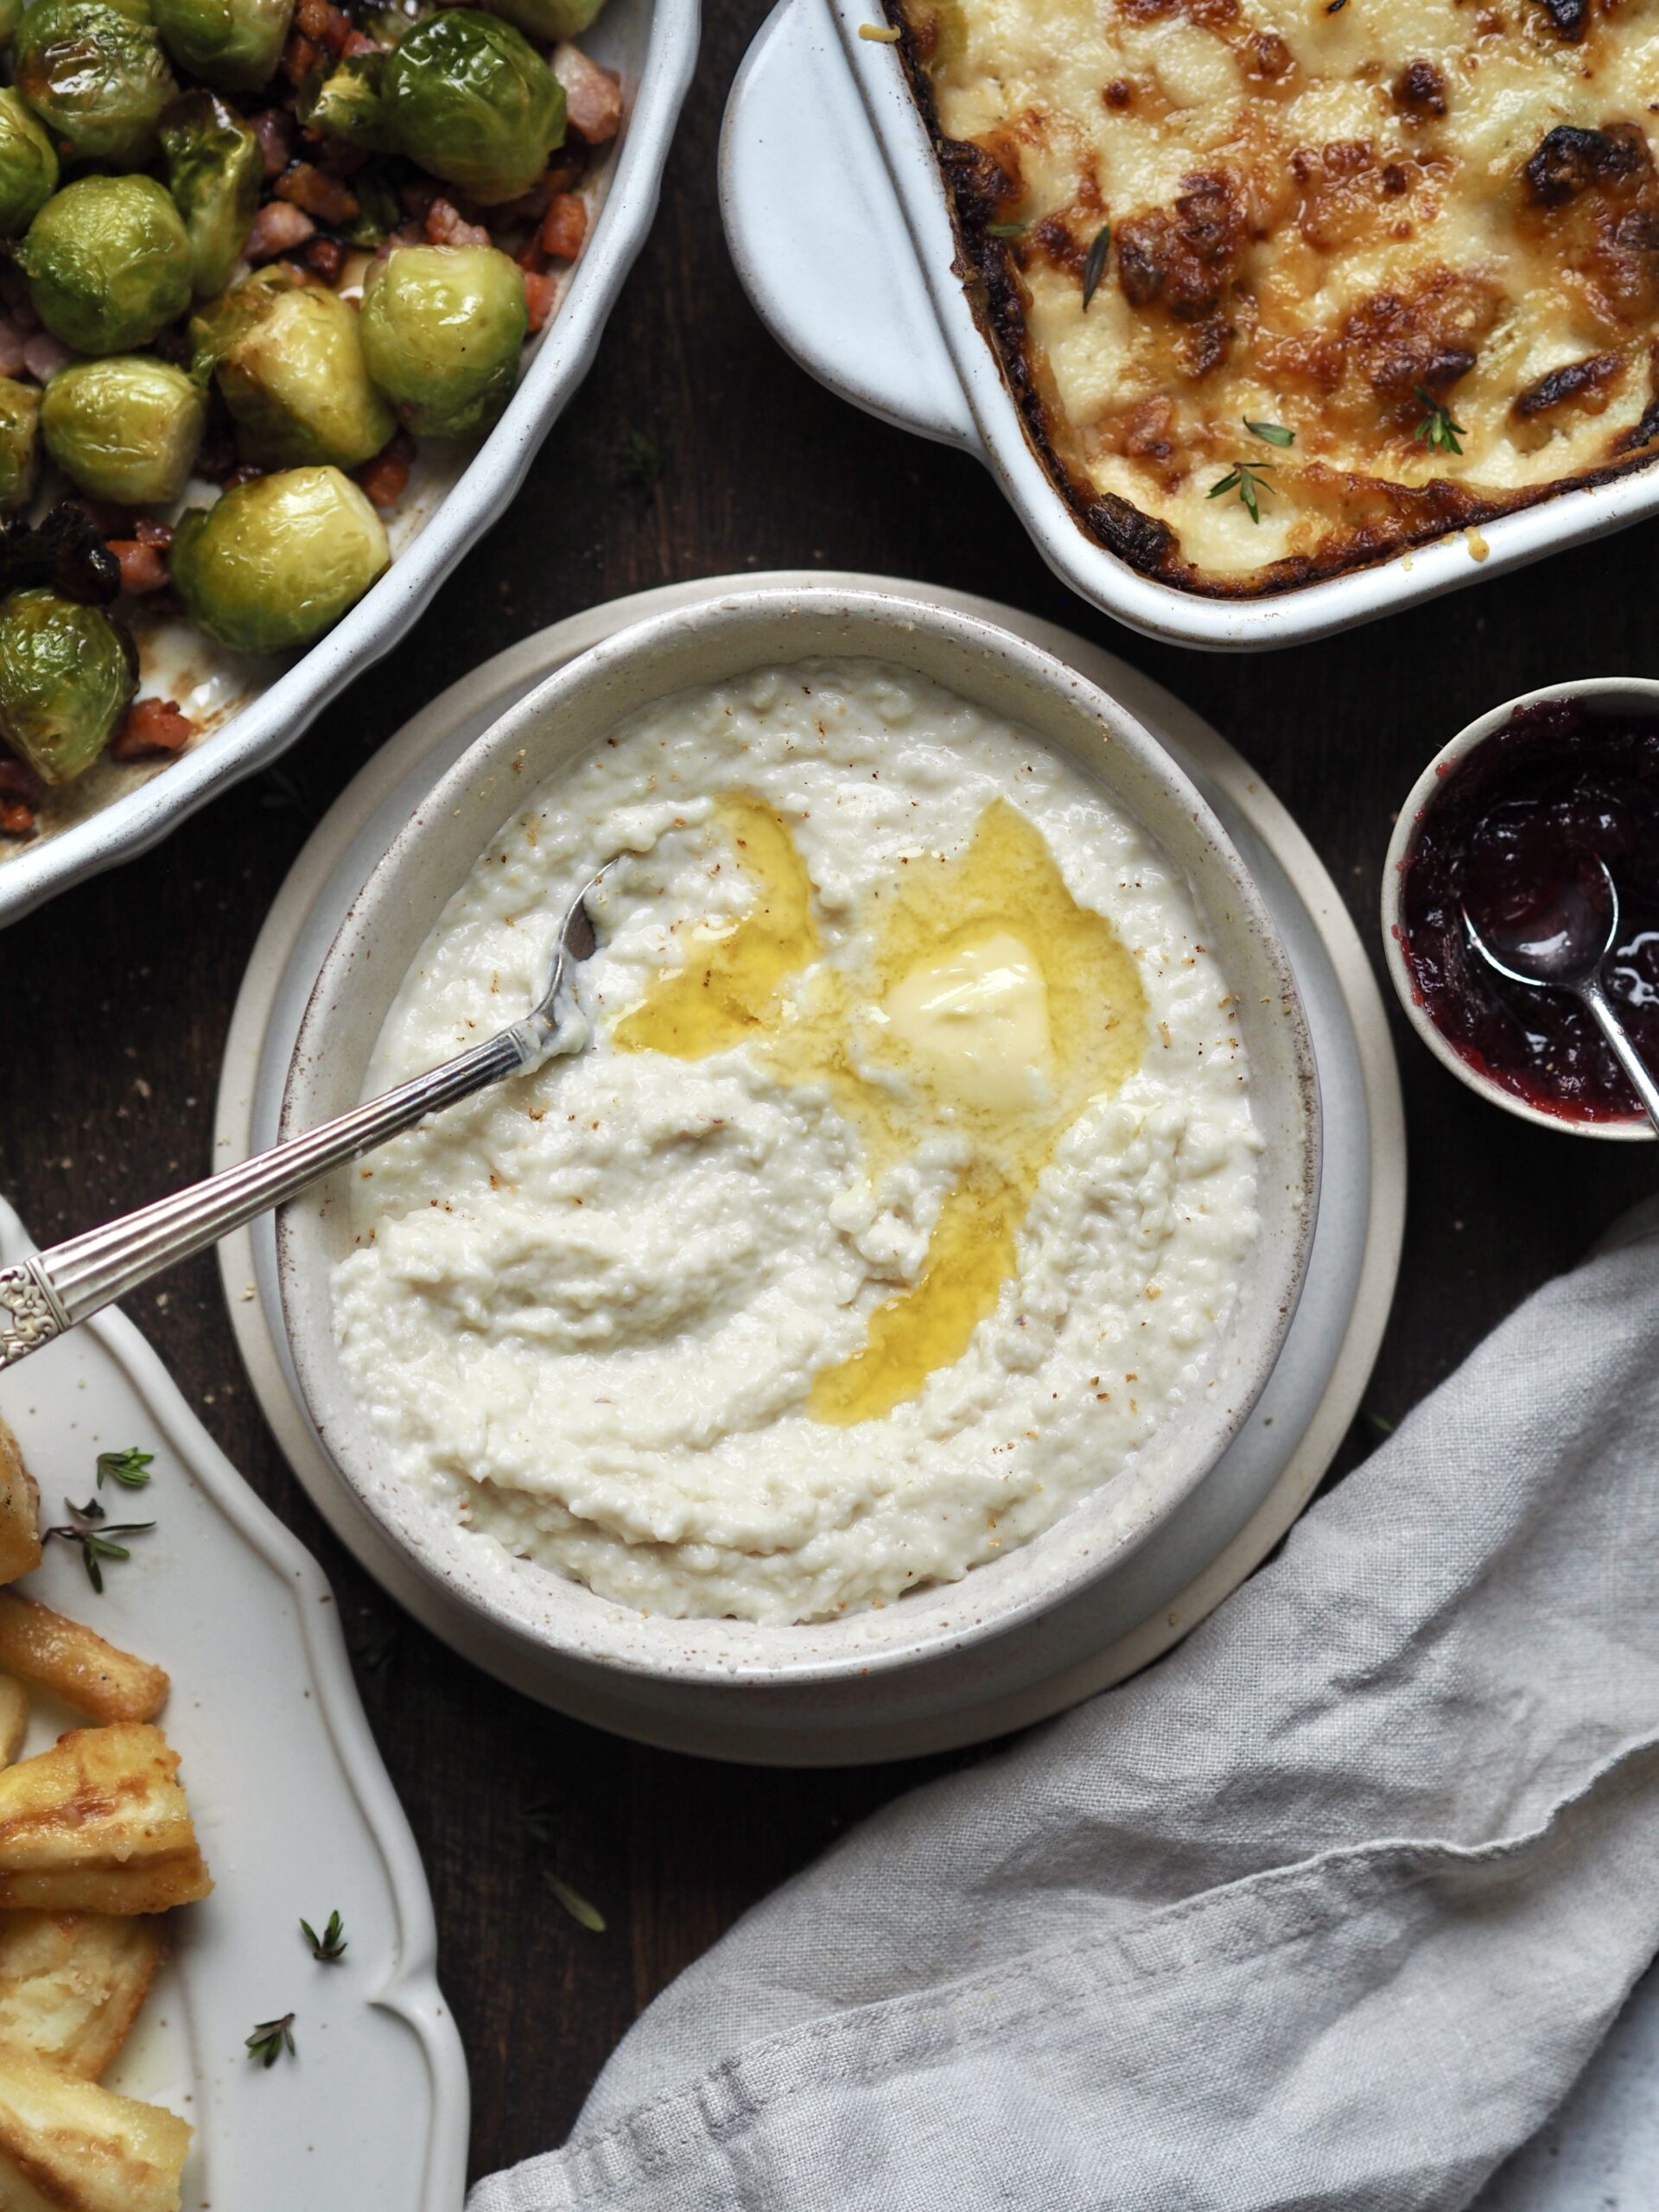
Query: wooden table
[[3, 3, 1657, 2183]]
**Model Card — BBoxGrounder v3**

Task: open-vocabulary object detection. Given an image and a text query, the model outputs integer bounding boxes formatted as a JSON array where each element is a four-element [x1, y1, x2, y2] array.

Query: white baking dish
[[0, 0, 697, 927], [720, 0, 1659, 654]]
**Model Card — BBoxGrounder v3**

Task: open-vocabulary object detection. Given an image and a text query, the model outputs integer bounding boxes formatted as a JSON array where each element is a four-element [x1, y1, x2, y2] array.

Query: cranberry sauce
[[1396, 699, 1659, 1122]]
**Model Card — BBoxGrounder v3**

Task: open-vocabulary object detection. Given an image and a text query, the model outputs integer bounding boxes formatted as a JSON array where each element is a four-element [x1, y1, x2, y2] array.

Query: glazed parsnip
[[0, 1597, 168, 1725], [0, 2043, 189, 2212], [0, 1421, 41, 1586], [0, 1727, 211, 1915], [0, 1912, 166, 2079], [0, 1679, 27, 1768]]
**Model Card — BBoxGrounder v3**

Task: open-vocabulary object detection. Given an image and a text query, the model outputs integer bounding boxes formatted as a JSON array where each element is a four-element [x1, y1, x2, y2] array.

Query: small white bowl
[[276, 584, 1320, 1716], [1381, 676, 1659, 1141]]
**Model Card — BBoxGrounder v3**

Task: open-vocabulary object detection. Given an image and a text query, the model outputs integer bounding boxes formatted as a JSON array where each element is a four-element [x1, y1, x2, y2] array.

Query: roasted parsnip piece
[[0, 1727, 211, 1915], [0, 1678, 26, 1770], [0, 1597, 168, 1725], [0, 1421, 41, 1588], [0, 1912, 165, 2079], [0, 2042, 190, 2211]]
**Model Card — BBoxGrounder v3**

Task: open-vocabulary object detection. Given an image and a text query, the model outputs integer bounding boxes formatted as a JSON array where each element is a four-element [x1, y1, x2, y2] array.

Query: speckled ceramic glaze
[[276, 584, 1320, 1708]]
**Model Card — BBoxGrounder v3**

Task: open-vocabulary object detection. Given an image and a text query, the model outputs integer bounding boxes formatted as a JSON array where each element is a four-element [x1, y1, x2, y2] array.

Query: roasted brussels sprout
[[41, 357, 205, 506], [13, 0, 177, 167], [149, 0, 292, 91], [359, 245, 527, 438], [0, 90, 56, 240], [193, 272, 395, 469], [378, 11, 565, 204], [160, 90, 261, 296], [296, 44, 391, 149], [0, 380, 40, 514], [19, 176, 194, 356], [0, 587, 137, 785], [170, 466, 389, 652], [481, 0, 604, 38]]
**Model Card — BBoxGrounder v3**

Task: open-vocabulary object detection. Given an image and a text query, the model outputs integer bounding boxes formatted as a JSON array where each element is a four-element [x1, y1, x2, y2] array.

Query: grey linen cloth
[[473, 1205, 1659, 2212]]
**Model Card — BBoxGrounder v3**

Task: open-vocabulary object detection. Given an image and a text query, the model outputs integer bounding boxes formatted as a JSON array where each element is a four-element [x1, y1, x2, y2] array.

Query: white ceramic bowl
[[276, 583, 1320, 1714], [1382, 677, 1659, 1141], [0, 0, 698, 927], [721, 0, 1659, 652]]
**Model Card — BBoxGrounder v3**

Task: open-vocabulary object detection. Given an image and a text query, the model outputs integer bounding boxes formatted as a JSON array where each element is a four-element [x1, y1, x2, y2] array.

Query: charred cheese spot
[[892, 0, 1659, 591]]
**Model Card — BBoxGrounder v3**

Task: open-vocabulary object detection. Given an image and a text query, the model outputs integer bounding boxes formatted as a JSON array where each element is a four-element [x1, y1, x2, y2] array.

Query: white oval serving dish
[[721, 0, 1659, 653], [274, 582, 1321, 1712], [1382, 675, 1659, 1142], [0, 1197, 467, 2212], [0, 0, 698, 928]]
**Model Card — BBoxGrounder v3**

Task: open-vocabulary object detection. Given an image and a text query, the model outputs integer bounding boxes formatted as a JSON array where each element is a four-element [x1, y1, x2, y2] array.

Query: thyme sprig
[[301, 1910, 347, 1963], [96, 1446, 153, 1491], [1081, 223, 1111, 309], [1414, 386, 1465, 455], [44, 1497, 155, 1593], [1207, 457, 1276, 523], [246, 2013, 296, 2068]]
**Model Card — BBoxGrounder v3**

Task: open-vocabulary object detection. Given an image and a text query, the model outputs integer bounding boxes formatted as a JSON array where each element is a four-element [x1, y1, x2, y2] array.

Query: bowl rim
[[0, 0, 701, 927], [276, 582, 1322, 1686], [1380, 674, 1659, 1142]]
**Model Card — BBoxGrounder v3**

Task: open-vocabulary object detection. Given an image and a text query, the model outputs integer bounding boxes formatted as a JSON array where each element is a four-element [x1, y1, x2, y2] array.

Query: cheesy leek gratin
[[888, 0, 1659, 593]]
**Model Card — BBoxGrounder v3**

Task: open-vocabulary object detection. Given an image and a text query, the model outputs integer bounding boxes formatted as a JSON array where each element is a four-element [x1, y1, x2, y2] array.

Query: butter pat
[[880, 927, 1052, 1113]]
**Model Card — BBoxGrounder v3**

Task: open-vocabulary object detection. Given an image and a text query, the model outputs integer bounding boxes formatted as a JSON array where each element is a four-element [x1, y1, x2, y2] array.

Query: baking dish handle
[[720, 0, 981, 452]]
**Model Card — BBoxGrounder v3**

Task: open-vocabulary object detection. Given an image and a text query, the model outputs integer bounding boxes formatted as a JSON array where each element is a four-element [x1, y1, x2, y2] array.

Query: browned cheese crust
[[887, 0, 1659, 595]]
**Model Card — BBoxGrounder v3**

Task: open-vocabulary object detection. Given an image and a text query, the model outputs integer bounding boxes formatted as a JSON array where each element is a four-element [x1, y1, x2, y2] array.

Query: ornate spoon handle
[[0, 1017, 545, 1371]]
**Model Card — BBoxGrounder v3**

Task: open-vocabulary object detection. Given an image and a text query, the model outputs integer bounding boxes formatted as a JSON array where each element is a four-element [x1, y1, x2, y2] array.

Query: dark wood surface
[[3, 1, 1658, 2183]]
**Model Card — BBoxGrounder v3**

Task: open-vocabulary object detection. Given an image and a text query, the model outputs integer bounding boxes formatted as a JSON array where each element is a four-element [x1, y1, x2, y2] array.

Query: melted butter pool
[[616, 792, 1147, 1422]]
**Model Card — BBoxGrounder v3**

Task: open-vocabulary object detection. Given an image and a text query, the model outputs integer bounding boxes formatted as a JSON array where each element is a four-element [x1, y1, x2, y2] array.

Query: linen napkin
[[473, 1202, 1659, 2212]]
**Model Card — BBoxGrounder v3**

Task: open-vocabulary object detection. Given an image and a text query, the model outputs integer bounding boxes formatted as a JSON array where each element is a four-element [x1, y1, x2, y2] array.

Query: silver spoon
[[0, 864, 614, 1370], [1462, 853, 1659, 1133]]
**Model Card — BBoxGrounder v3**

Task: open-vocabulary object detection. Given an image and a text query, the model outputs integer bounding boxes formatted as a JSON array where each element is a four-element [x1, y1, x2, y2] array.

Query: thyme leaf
[[246, 2013, 296, 2068], [96, 1446, 153, 1491], [1081, 223, 1111, 310], [300, 1910, 347, 1963], [543, 1868, 607, 1934], [986, 220, 1027, 238], [615, 428, 662, 490], [1414, 386, 1465, 454], [1243, 418, 1295, 448], [44, 1498, 154, 1594]]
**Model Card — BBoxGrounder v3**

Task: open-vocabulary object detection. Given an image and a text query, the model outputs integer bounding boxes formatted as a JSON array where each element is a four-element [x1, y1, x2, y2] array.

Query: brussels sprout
[[296, 44, 391, 149], [14, 0, 178, 167], [379, 12, 565, 205], [170, 466, 388, 652], [0, 90, 56, 241], [149, 0, 291, 90], [41, 356, 205, 505], [19, 176, 194, 356], [482, 0, 604, 38], [359, 244, 527, 438], [0, 586, 137, 785], [194, 274, 395, 469], [0, 380, 41, 514], [160, 90, 261, 296]]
